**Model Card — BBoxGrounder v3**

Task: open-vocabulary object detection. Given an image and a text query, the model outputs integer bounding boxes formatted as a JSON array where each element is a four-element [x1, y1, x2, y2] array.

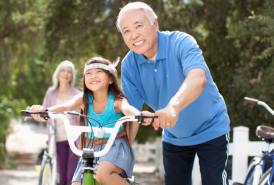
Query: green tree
[[0, 0, 47, 168], [1, 0, 274, 168], [226, 0, 274, 140]]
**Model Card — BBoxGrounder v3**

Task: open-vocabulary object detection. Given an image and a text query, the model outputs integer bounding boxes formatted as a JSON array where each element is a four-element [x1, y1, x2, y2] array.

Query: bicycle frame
[[244, 97, 274, 184], [21, 110, 155, 185], [269, 152, 274, 183], [52, 112, 144, 185], [250, 148, 274, 184], [49, 119, 58, 185], [39, 118, 58, 185]]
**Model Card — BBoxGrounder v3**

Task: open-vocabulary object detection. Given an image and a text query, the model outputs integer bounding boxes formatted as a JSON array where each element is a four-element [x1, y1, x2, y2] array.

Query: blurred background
[[0, 0, 274, 170]]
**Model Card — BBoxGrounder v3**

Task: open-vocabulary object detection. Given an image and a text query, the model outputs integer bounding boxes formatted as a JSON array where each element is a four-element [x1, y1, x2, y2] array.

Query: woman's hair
[[48, 60, 76, 91], [80, 56, 133, 152], [116, 2, 158, 33]]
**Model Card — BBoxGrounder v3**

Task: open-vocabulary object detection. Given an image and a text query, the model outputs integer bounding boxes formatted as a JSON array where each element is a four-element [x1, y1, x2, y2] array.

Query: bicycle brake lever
[[135, 115, 144, 124], [42, 109, 50, 120], [135, 115, 158, 124]]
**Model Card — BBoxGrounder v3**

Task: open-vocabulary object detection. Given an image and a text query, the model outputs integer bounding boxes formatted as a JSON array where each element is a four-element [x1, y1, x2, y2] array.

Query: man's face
[[120, 10, 159, 59]]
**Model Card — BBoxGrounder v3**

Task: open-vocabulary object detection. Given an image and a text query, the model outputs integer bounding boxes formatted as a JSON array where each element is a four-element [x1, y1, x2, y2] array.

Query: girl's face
[[84, 68, 113, 92], [58, 67, 73, 85]]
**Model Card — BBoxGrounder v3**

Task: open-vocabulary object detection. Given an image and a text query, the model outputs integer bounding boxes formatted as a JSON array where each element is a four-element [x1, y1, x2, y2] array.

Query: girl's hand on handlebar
[[141, 111, 155, 126], [30, 105, 46, 121]]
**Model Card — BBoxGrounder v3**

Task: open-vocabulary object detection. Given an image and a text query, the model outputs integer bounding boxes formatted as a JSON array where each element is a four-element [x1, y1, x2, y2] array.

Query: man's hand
[[153, 104, 179, 130]]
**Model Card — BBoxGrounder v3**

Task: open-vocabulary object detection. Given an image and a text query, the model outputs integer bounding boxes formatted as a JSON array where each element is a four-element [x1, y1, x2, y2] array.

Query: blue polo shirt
[[121, 31, 230, 146]]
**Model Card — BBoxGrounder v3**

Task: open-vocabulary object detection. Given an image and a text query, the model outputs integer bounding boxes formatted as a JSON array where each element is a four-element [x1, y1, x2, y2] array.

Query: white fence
[[133, 126, 270, 185]]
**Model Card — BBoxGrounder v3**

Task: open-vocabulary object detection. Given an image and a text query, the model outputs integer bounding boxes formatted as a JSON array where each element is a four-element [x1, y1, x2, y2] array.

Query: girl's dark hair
[[80, 56, 133, 154]]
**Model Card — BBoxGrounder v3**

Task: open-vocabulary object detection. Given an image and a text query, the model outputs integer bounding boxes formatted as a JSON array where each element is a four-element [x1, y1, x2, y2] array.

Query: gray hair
[[116, 2, 158, 33], [48, 60, 76, 91]]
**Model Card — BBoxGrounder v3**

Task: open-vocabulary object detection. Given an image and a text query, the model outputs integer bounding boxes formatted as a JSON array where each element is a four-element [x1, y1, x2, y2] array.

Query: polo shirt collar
[[136, 31, 167, 64]]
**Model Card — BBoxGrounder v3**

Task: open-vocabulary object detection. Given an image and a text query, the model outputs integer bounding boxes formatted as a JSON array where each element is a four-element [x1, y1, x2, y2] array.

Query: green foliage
[[0, 96, 26, 168], [225, 0, 274, 140], [0, 0, 44, 168], [1, 0, 274, 168]]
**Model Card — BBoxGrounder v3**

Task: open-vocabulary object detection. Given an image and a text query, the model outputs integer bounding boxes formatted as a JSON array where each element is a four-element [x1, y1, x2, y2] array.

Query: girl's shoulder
[[113, 98, 124, 114], [113, 97, 128, 108], [113, 96, 124, 107]]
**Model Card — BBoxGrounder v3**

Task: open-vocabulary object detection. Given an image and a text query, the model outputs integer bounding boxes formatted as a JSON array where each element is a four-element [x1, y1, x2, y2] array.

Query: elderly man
[[117, 2, 230, 185]]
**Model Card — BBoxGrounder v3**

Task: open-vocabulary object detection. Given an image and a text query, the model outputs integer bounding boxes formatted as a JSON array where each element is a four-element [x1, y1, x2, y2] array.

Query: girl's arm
[[48, 93, 84, 112], [30, 93, 84, 120]]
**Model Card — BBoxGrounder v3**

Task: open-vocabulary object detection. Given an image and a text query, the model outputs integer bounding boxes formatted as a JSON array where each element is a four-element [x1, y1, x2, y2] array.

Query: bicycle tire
[[257, 168, 273, 185], [244, 157, 262, 185], [38, 157, 53, 185]]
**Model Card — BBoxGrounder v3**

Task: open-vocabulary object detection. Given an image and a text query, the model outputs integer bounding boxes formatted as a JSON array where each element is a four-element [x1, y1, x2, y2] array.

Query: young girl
[[30, 56, 152, 185]]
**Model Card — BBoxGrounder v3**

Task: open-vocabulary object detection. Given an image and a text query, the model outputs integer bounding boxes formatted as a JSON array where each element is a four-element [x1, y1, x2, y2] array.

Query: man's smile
[[133, 40, 144, 46]]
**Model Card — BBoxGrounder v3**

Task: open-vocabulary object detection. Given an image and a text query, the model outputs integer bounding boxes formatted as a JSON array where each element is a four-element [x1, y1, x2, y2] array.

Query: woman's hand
[[141, 111, 155, 126]]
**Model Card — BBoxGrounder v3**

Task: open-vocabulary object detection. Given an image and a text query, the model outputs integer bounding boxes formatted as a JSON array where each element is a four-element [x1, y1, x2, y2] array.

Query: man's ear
[[153, 19, 159, 31]]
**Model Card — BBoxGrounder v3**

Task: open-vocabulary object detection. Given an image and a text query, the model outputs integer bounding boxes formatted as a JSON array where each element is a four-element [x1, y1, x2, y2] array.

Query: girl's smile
[[85, 68, 113, 92], [90, 80, 100, 84]]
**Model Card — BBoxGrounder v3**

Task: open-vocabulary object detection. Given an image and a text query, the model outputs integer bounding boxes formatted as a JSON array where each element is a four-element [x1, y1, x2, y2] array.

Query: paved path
[[1, 119, 164, 185]]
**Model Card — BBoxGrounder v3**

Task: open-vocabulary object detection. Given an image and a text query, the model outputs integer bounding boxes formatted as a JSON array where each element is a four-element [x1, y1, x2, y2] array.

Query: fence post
[[155, 137, 164, 180], [232, 126, 249, 184]]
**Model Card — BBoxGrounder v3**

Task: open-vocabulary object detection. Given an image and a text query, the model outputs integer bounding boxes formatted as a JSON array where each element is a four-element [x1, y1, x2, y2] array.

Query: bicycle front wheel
[[39, 157, 53, 185], [244, 157, 262, 185], [258, 168, 274, 185]]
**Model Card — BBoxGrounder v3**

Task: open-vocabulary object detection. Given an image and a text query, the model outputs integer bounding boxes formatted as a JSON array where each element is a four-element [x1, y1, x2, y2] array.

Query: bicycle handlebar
[[244, 97, 259, 105], [244, 97, 274, 116], [21, 110, 157, 157]]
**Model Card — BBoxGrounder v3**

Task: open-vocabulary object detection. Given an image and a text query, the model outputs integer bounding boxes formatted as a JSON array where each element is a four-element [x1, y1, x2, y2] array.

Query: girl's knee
[[95, 169, 108, 184]]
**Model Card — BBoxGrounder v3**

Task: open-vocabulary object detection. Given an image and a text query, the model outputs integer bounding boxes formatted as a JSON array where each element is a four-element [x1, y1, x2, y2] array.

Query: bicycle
[[233, 97, 274, 185], [38, 118, 59, 185], [21, 109, 158, 185]]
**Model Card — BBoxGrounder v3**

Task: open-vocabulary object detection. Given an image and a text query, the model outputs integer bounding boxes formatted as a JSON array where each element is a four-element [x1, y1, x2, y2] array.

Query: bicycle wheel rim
[[244, 158, 262, 185], [39, 159, 52, 185]]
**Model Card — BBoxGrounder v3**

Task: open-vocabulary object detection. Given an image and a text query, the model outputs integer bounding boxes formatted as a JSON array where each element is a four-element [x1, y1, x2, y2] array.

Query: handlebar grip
[[21, 110, 32, 117], [135, 115, 158, 119], [244, 97, 259, 104]]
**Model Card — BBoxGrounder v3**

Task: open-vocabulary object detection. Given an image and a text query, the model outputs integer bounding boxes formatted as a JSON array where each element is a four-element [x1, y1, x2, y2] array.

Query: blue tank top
[[87, 93, 122, 139]]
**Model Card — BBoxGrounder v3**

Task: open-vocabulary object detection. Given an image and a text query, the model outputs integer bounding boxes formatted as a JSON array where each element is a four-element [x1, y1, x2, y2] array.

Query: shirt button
[[154, 69, 157, 72], [148, 61, 150, 63]]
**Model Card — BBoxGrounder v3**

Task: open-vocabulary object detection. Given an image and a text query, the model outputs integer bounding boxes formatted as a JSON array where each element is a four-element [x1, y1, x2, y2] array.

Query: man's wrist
[[168, 101, 181, 114]]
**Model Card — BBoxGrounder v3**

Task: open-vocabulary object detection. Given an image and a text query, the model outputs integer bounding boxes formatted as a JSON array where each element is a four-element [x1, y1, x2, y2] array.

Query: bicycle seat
[[256, 125, 274, 141]]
